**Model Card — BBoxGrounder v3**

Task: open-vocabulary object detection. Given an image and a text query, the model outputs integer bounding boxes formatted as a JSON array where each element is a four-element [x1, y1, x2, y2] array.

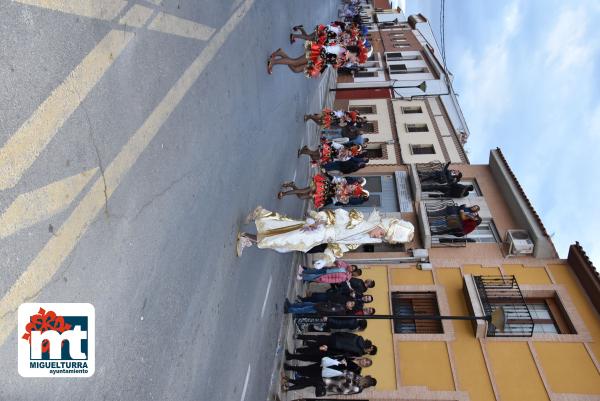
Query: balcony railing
[[425, 200, 459, 235], [473, 275, 534, 337], [416, 161, 449, 184]]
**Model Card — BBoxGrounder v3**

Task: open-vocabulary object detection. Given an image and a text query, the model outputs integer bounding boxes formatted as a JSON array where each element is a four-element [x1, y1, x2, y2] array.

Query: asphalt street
[[0, 0, 336, 400]]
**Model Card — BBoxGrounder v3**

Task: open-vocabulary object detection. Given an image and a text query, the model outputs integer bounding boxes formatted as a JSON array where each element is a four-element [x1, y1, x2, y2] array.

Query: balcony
[[418, 200, 473, 248], [463, 275, 534, 338]]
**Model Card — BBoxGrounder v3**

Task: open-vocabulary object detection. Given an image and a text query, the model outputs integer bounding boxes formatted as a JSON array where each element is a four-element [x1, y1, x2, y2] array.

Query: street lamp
[[392, 80, 427, 97], [329, 80, 428, 95], [296, 306, 507, 332]]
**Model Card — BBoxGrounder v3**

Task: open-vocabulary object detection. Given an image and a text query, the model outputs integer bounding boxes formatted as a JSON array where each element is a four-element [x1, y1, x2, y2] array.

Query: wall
[[392, 99, 445, 163], [357, 261, 600, 401]]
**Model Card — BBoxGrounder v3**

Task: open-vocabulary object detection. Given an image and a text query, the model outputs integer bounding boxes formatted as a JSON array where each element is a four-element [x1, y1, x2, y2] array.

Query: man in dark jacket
[[308, 317, 368, 332], [422, 183, 473, 198], [331, 278, 375, 296], [296, 332, 377, 356]]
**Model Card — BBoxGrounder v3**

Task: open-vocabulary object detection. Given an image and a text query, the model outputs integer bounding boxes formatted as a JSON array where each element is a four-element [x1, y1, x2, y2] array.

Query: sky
[[404, 0, 600, 265]]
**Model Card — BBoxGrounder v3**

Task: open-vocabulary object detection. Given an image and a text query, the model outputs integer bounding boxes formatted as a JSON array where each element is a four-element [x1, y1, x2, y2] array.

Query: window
[[391, 292, 443, 334], [362, 121, 378, 133], [355, 243, 406, 253], [402, 106, 423, 114], [365, 146, 383, 159], [410, 144, 435, 155], [354, 71, 378, 78], [458, 179, 482, 198], [406, 123, 429, 132], [389, 64, 427, 73], [349, 105, 376, 114], [465, 220, 499, 243], [390, 64, 407, 72], [393, 44, 410, 48], [500, 297, 575, 335], [386, 52, 420, 61]]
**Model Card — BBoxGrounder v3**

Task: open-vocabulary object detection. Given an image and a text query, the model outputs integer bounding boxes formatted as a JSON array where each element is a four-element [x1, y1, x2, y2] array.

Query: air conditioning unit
[[505, 230, 534, 255]]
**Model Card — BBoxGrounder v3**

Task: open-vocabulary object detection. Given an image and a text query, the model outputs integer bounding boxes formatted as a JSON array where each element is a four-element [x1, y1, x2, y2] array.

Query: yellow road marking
[[0, 0, 255, 347], [119, 4, 155, 28], [0, 169, 98, 239], [15, 0, 127, 21], [0, 30, 134, 191], [148, 12, 215, 41]]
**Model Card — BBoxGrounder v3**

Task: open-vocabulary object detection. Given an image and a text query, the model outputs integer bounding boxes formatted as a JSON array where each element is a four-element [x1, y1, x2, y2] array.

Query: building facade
[[303, 3, 600, 400]]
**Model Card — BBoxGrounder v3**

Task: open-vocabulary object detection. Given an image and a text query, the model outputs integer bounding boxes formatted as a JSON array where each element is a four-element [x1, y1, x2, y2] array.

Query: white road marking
[[148, 12, 215, 41], [292, 169, 297, 182], [0, 0, 256, 348], [0, 30, 134, 191], [14, 0, 216, 42], [15, 0, 128, 21], [230, 0, 244, 12], [119, 4, 154, 28], [260, 275, 272, 319], [240, 364, 251, 401], [0, 168, 98, 239]]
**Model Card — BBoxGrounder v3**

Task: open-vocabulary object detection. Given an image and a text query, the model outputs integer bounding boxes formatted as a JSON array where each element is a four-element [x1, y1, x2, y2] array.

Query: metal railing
[[416, 161, 448, 184], [473, 275, 534, 337], [425, 200, 460, 236]]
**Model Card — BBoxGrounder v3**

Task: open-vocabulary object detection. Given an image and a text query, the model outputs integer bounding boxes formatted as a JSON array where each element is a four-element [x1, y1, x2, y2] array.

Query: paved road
[[0, 0, 336, 400]]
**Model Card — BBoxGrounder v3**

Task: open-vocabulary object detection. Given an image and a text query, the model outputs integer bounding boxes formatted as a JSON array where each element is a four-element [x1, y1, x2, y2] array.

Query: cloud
[[543, 7, 596, 72], [453, 0, 522, 158], [442, 0, 599, 265]]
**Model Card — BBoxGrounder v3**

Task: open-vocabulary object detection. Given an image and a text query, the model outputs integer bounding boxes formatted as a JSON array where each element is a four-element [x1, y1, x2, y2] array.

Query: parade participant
[[289, 21, 346, 45], [237, 207, 414, 260], [290, 21, 362, 46], [304, 108, 362, 129], [277, 174, 368, 209], [268, 43, 367, 78], [298, 140, 364, 165]]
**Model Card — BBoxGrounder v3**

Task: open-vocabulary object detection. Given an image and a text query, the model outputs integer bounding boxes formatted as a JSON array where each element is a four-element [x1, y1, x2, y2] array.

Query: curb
[[267, 65, 338, 401]]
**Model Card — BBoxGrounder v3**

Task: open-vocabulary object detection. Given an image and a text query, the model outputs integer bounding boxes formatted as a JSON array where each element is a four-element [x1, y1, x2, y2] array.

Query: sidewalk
[[267, 66, 337, 401]]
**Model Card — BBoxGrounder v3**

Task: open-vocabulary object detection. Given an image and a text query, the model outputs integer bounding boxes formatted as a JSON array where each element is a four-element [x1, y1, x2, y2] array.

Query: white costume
[[252, 207, 414, 267]]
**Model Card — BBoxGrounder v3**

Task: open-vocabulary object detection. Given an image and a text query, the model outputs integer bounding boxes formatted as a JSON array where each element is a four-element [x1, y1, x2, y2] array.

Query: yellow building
[[326, 150, 600, 400], [352, 243, 600, 401]]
